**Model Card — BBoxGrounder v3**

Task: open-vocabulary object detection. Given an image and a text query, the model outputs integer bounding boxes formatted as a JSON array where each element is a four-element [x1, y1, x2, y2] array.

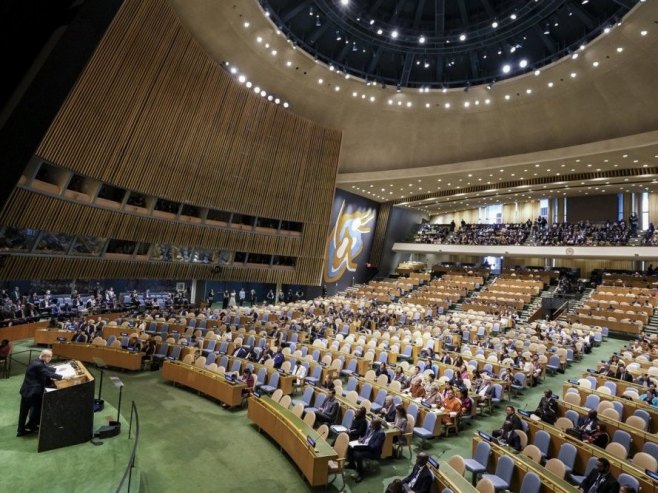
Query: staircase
[[645, 313, 658, 335]]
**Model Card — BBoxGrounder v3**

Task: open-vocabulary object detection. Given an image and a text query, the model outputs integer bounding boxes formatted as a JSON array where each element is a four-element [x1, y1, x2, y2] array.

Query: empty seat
[[519, 472, 541, 493], [464, 441, 491, 483], [569, 456, 597, 486], [545, 458, 566, 480], [481, 455, 514, 491]]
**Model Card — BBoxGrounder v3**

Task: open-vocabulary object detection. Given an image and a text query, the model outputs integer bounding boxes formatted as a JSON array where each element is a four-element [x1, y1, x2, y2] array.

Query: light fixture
[[391, 30, 398, 39], [419, 35, 426, 44], [502, 64, 511, 74]]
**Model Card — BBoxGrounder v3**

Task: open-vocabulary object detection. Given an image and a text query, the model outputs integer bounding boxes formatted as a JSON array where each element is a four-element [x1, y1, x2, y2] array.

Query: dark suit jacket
[[19, 359, 63, 398], [508, 413, 523, 431], [402, 464, 434, 493], [580, 470, 620, 493], [383, 404, 397, 423], [319, 398, 340, 423], [349, 416, 368, 440], [361, 428, 386, 458], [499, 429, 522, 451], [616, 371, 633, 382]]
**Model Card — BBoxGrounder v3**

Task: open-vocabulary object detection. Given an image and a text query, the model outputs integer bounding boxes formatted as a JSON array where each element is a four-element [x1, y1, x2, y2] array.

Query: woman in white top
[[228, 290, 237, 308], [293, 363, 307, 385]]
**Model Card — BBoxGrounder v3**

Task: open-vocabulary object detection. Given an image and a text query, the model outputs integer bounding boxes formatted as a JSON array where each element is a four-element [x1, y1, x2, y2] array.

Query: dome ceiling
[[259, 0, 639, 88]]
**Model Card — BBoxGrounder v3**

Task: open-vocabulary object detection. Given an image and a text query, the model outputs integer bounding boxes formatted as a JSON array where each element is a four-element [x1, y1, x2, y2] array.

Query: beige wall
[[430, 208, 480, 225], [430, 194, 658, 226]]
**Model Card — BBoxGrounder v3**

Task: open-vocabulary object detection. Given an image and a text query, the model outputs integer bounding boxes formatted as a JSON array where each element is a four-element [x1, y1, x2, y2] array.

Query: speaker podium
[[38, 360, 95, 453]]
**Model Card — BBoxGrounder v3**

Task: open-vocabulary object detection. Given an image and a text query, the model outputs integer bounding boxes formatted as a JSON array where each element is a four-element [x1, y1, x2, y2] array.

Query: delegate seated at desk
[[346, 418, 385, 483], [578, 457, 620, 493], [534, 389, 558, 425], [492, 406, 522, 438], [385, 452, 433, 493], [315, 390, 339, 425], [348, 406, 368, 440]]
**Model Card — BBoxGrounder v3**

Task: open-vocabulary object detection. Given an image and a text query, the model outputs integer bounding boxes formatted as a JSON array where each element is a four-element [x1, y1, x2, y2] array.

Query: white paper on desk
[[349, 440, 365, 447], [53, 363, 77, 379]]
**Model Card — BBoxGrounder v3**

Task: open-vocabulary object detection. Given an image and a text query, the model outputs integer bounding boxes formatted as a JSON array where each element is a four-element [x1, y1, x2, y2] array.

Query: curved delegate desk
[[520, 414, 658, 493], [161, 360, 246, 408], [51, 341, 144, 370], [34, 329, 74, 345], [433, 462, 478, 492], [247, 395, 337, 487], [472, 434, 578, 493]]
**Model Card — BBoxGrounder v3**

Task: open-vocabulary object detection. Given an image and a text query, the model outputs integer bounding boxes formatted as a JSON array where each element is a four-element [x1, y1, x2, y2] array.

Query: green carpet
[[0, 337, 612, 493]]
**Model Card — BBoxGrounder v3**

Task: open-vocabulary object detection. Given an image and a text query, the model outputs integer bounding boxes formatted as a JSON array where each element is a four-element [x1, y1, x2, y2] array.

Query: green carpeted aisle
[[0, 338, 613, 493]]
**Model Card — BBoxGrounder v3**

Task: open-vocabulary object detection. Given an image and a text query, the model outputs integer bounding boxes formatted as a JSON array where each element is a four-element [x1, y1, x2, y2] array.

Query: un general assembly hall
[[2, 0, 658, 492]]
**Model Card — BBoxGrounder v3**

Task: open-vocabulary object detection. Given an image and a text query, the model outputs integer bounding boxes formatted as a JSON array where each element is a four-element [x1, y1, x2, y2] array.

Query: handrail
[[116, 401, 140, 493]]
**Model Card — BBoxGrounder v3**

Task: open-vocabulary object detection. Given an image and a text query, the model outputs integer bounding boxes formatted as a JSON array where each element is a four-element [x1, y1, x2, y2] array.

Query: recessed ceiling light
[[570, 72, 577, 78], [641, 30, 648, 37], [502, 64, 511, 74], [592, 61, 599, 67], [391, 30, 399, 39], [616, 47, 623, 52]]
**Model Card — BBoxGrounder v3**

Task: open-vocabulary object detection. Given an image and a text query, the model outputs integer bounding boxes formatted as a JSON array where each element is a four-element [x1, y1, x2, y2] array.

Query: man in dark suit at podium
[[17, 349, 65, 437]]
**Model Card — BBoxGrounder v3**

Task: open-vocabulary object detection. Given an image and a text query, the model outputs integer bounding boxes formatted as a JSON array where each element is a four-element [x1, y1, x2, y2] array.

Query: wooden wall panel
[[2, 189, 302, 256], [0, 256, 313, 284], [36, 0, 340, 224], [368, 203, 391, 267], [1, 0, 342, 285]]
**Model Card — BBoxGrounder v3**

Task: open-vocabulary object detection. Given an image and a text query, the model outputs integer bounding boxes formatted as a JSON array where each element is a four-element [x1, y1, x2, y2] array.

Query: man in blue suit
[[346, 418, 386, 482]]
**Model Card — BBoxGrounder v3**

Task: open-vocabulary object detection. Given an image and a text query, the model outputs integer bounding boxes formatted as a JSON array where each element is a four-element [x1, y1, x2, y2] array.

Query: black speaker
[[94, 421, 121, 439]]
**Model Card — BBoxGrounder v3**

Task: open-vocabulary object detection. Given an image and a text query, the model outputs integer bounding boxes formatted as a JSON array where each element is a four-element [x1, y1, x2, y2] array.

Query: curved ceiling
[[259, 0, 637, 88], [170, 0, 658, 209]]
